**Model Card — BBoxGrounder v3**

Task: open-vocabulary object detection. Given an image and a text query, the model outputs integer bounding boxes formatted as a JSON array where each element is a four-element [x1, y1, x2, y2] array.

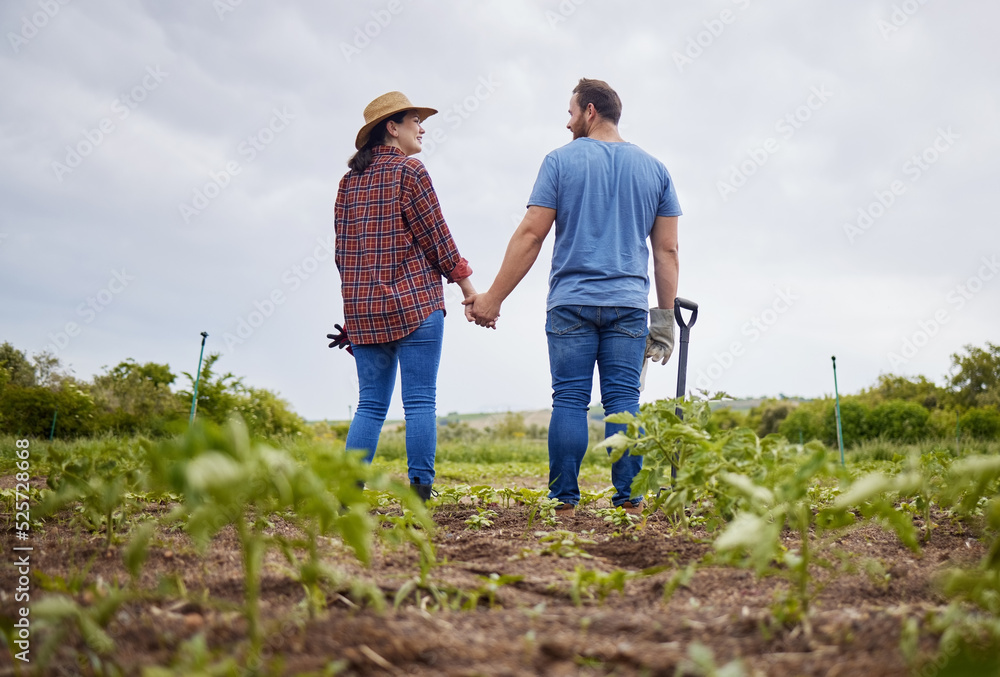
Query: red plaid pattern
[[335, 146, 472, 345]]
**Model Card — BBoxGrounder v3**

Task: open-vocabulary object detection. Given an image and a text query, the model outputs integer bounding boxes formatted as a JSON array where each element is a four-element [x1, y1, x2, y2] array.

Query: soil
[[0, 484, 993, 676]]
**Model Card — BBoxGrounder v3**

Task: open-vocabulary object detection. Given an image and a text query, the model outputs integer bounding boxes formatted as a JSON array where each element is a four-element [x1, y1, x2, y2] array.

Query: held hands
[[645, 308, 675, 365], [462, 292, 500, 329]]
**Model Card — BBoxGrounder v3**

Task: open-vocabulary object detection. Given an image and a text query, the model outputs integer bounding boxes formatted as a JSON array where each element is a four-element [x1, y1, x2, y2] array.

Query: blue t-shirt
[[527, 138, 682, 311]]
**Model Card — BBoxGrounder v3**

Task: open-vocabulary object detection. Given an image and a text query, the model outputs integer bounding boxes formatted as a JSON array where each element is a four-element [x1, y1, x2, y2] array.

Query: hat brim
[[355, 106, 438, 150]]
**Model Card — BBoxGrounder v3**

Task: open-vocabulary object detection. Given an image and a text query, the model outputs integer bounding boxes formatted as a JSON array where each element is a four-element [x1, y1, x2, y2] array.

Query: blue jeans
[[546, 305, 647, 507], [344, 310, 443, 485]]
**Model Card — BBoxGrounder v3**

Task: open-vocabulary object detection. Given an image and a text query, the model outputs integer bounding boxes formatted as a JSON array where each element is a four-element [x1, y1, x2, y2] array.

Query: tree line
[[0, 342, 307, 439], [710, 342, 1000, 446], [2, 340, 997, 444]]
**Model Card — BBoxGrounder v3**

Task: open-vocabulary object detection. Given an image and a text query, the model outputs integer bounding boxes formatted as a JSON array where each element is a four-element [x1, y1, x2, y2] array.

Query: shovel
[[670, 297, 699, 478]]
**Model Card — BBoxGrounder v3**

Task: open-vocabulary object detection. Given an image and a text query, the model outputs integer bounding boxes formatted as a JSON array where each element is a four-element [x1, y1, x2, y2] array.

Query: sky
[[1, 0, 997, 422]]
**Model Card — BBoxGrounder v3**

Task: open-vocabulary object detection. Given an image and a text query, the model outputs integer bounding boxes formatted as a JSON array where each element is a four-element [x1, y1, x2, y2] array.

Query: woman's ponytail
[[347, 110, 408, 173]]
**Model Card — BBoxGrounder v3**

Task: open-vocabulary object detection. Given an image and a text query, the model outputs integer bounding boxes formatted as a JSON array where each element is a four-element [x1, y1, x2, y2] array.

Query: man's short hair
[[572, 78, 622, 125]]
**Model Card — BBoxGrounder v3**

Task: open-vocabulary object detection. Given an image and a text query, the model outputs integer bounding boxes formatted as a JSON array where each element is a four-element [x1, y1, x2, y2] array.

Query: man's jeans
[[545, 305, 647, 507], [345, 310, 443, 486]]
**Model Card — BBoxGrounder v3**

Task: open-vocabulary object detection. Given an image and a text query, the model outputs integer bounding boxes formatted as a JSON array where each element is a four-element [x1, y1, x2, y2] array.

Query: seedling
[[564, 565, 629, 606], [593, 506, 638, 529], [465, 508, 498, 530]]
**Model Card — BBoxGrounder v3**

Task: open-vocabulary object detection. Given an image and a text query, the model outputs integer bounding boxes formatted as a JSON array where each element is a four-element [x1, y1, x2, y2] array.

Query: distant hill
[[315, 398, 813, 429]]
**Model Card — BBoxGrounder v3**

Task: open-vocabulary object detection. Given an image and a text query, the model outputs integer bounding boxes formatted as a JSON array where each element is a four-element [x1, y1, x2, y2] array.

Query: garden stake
[[671, 297, 699, 479], [49, 408, 58, 440], [832, 356, 845, 466], [189, 331, 209, 423]]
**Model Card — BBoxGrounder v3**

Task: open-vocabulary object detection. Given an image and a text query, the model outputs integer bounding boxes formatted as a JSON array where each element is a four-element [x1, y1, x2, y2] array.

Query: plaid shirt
[[335, 146, 472, 345]]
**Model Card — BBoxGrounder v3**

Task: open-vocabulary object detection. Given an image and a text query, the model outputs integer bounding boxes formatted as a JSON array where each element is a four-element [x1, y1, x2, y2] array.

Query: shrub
[[823, 398, 867, 448], [960, 407, 1000, 440], [866, 400, 930, 443], [707, 407, 746, 434], [754, 401, 793, 437], [778, 400, 826, 444], [0, 383, 97, 438]]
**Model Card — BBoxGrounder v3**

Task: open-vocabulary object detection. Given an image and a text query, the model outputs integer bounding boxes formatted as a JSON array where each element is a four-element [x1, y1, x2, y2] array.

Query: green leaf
[[31, 594, 80, 621], [603, 412, 636, 425], [185, 452, 247, 496], [714, 512, 782, 573], [834, 473, 896, 508], [124, 522, 154, 579], [719, 472, 774, 507], [336, 511, 374, 566]]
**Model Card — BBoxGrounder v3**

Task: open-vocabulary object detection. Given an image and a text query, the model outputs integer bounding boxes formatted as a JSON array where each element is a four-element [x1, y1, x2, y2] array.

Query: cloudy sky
[[2, 0, 997, 421]]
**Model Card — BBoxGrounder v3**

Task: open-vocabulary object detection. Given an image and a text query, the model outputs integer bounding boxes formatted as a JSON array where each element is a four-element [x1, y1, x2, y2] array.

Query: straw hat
[[355, 91, 437, 150]]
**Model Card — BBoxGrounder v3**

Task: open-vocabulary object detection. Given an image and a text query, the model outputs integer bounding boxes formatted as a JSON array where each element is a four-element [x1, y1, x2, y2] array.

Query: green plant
[[678, 642, 746, 677], [136, 418, 432, 661], [435, 484, 471, 504], [592, 506, 639, 529], [33, 444, 145, 549], [564, 565, 629, 606], [937, 456, 1000, 614], [527, 497, 561, 528], [579, 487, 613, 506], [465, 508, 498, 530], [713, 444, 847, 628], [960, 407, 1000, 440], [662, 562, 697, 602], [462, 573, 524, 609], [31, 583, 133, 673], [469, 484, 499, 506], [529, 530, 595, 559], [865, 400, 931, 443], [143, 633, 242, 677]]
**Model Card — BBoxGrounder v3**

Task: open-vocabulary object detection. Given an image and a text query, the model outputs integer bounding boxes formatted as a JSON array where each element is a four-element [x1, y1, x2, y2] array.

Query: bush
[[707, 407, 747, 434], [235, 387, 309, 438], [437, 420, 483, 443], [754, 401, 793, 437], [823, 398, 867, 448], [0, 383, 97, 438], [778, 400, 827, 444], [960, 407, 1000, 440], [865, 400, 930, 443]]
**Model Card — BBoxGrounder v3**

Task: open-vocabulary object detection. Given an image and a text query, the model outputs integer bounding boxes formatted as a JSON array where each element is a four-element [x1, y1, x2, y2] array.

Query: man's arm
[[650, 215, 679, 308], [465, 206, 556, 323]]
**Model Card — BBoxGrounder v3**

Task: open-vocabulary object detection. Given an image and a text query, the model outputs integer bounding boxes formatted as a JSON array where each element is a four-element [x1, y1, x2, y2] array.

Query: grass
[[847, 437, 1000, 463], [6, 432, 998, 493]]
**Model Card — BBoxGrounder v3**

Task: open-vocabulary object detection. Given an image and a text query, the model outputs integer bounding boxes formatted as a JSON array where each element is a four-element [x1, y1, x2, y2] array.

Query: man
[[465, 78, 682, 514]]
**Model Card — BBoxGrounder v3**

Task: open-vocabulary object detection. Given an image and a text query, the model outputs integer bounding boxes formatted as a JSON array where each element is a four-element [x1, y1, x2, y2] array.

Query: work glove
[[645, 308, 674, 365], [327, 323, 354, 356]]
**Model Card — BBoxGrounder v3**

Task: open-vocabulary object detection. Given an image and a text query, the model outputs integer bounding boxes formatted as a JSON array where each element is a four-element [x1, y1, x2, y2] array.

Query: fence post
[[832, 356, 845, 466]]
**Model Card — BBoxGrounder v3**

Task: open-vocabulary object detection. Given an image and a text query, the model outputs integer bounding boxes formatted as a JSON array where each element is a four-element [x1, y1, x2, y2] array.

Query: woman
[[334, 91, 480, 501]]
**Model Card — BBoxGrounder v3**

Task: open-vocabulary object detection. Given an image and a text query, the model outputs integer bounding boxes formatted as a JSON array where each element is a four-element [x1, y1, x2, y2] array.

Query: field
[[2, 407, 1000, 677]]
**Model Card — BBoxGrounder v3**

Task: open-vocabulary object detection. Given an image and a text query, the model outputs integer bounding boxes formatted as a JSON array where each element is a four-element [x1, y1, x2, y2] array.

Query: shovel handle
[[673, 297, 698, 330]]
